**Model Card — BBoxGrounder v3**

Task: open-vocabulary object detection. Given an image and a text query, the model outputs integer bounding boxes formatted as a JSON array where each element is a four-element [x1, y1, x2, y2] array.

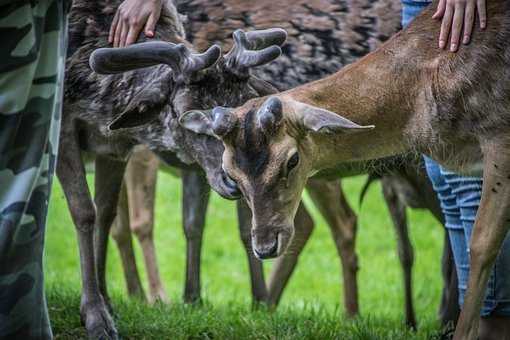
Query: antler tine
[[90, 41, 221, 80], [225, 28, 287, 76], [244, 28, 287, 50]]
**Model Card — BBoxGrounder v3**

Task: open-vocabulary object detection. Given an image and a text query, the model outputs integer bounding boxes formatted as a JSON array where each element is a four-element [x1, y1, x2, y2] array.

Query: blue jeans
[[402, 0, 432, 27], [403, 1, 510, 316], [424, 158, 510, 316]]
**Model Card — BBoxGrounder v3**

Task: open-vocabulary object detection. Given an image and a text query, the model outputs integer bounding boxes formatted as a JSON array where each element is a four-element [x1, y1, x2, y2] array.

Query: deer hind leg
[[306, 178, 359, 318], [237, 199, 268, 306], [454, 138, 510, 340], [125, 149, 168, 304], [181, 169, 210, 304], [111, 182, 146, 301], [56, 133, 118, 339], [94, 156, 127, 310], [381, 178, 417, 329], [267, 201, 314, 307]]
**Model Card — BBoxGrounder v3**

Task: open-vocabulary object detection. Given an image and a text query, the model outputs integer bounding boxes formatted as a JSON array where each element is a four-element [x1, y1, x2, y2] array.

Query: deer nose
[[221, 171, 241, 198], [252, 232, 279, 259], [211, 170, 241, 200]]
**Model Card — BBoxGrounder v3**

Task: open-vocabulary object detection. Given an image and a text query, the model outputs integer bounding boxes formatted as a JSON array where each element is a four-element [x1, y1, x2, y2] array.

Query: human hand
[[432, 0, 486, 52], [109, 0, 162, 47]]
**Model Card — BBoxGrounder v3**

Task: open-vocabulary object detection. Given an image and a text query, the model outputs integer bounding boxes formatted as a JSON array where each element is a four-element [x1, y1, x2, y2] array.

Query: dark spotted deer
[[180, 1, 510, 338], [62, 0, 287, 337]]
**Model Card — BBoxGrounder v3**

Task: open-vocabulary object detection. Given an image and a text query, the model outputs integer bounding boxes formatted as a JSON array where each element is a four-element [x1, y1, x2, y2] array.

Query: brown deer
[[179, 0, 510, 338]]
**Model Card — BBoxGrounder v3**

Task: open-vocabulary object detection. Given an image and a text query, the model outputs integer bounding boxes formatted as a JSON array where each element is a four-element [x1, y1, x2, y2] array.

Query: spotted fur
[[178, 0, 401, 90]]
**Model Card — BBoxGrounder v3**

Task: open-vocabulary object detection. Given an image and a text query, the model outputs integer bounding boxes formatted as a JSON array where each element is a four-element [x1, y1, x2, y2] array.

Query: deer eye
[[287, 152, 299, 172]]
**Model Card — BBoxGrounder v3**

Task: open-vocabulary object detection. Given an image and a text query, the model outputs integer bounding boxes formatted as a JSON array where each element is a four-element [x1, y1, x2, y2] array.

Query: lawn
[[45, 173, 446, 339]]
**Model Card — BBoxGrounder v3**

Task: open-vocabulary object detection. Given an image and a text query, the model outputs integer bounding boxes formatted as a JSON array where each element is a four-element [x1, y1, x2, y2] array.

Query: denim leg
[[424, 157, 467, 308], [441, 170, 487, 309], [442, 169, 510, 316], [401, 1, 432, 28]]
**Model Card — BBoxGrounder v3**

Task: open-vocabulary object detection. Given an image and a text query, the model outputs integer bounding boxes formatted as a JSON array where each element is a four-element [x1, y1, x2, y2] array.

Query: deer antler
[[89, 41, 221, 81], [224, 28, 287, 76]]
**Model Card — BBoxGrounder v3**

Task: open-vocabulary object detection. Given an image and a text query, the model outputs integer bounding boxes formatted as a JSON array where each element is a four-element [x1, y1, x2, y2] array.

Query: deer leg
[[454, 139, 510, 340], [94, 156, 127, 310], [267, 201, 314, 307], [111, 182, 146, 301], [125, 149, 168, 304], [439, 230, 460, 329], [306, 178, 359, 318], [236, 199, 268, 305], [381, 178, 417, 330], [181, 169, 210, 303], [56, 133, 118, 340]]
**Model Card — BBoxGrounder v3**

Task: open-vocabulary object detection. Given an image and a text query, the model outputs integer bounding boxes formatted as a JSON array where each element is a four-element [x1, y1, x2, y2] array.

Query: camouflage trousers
[[0, 0, 67, 339]]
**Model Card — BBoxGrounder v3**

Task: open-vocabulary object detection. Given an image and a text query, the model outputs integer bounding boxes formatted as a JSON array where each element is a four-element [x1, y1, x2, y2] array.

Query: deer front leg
[[454, 139, 510, 340], [381, 178, 417, 329], [306, 178, 359, 318], [236, 199, 268, 305], [56, 134, 118, 339], [439, 230, 460, 329], [181, 169, 210, 303], [267, 201, 314, 307], [124, 149, 168, 304], [111, 183, 146, 301], [94, 156, 127, 309]]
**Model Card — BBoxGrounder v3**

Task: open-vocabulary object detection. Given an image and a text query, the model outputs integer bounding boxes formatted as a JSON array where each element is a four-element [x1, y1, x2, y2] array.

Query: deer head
[[180, 95, 373, 258], [89, 28, 287, 200]]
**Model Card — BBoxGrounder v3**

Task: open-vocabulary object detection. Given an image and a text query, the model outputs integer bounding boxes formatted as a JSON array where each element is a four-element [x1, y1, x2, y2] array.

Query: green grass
[[45, 173, 445, 339]]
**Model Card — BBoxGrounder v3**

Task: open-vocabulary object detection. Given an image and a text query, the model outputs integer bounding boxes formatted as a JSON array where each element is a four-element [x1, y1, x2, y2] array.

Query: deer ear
[[291, 100, 374, 134], [179, 109, 216, 137]]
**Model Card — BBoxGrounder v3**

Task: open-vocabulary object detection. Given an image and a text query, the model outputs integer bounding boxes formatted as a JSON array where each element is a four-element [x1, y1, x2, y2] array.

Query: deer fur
[[189, 1, 510, 338]]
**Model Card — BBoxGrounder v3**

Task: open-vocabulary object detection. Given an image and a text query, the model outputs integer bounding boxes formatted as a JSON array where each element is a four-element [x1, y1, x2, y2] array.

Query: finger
[[144, 12, 159, 38], [109, 10, 120, 44], [125, 24, 142, 46], [477, 0, 487, 29], [119, 19, 129, 47], [449, 2, 465, 52], [114, 18, 123, 47], [439, 2, 454, 49], [433, 0, 447, 19], [463, 1, 476, 44]]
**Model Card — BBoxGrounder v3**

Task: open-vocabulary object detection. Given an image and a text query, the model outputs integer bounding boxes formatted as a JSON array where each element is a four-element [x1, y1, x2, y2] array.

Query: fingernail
[[146, 30, 154, 37], [450, 44, 457, 52], [439, 40, 445, 49], [481, 21, 486, 29], [463, 36, 470, 44]]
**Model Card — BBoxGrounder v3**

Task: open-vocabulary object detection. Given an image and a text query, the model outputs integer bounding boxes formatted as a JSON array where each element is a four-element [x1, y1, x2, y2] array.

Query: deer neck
[[282, 44, 420, 173]]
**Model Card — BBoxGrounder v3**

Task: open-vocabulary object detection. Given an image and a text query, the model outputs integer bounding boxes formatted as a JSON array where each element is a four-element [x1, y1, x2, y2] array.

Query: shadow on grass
[[47, 286, 447, 340]]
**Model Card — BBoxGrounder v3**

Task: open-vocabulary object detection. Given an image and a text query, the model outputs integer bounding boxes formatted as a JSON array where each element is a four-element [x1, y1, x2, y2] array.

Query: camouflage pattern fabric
[[0, 0, 67, 339]]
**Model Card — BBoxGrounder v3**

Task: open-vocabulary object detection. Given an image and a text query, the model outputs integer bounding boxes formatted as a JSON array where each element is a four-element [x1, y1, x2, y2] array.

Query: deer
[[112, 0, 458, 329], [178, 0, 510, 338], [62, 0, 290, 337]]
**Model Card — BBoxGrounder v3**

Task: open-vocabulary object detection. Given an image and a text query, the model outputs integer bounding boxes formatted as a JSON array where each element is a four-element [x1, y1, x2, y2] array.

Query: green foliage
[[45, 174, 445, 339]]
